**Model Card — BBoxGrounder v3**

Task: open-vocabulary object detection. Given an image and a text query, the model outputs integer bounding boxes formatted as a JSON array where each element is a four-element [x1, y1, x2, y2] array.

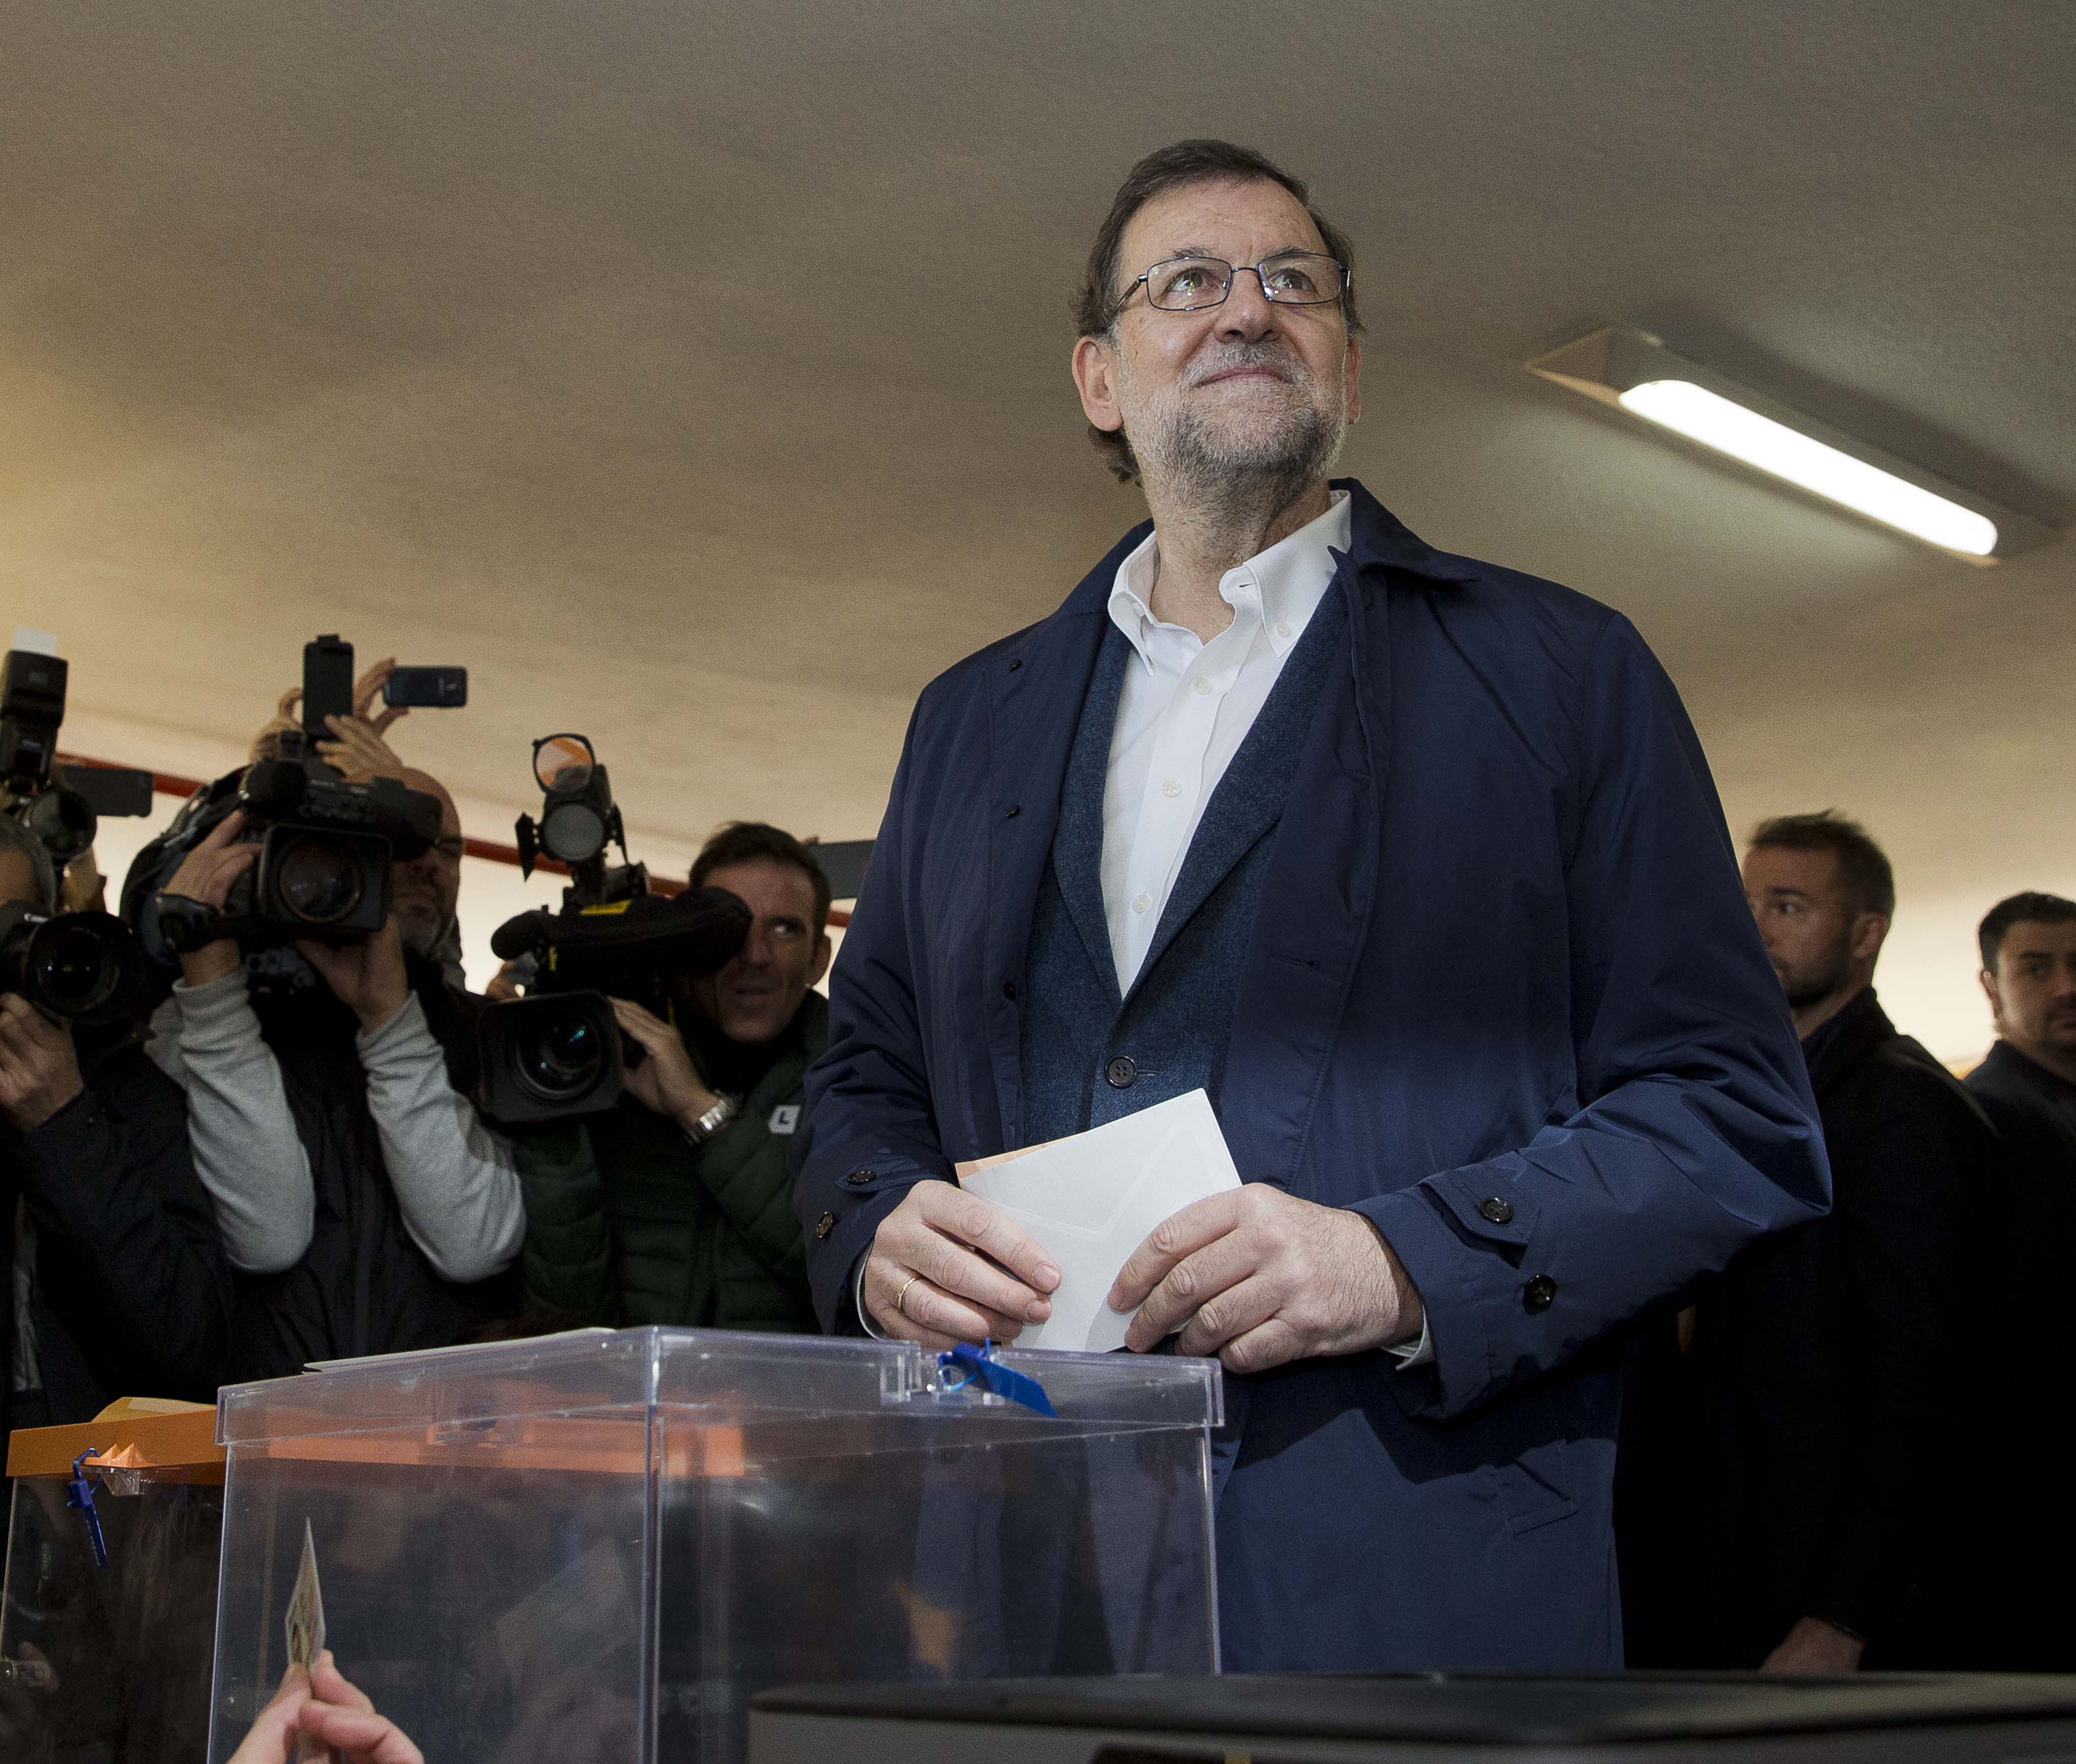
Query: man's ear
[[1850, 912, 1890, 965], [809, 933, 833, 991], [1072, 335, 1124, 434], [1344, 332, 1362, 426], [1980, 966, 2005, 1032]]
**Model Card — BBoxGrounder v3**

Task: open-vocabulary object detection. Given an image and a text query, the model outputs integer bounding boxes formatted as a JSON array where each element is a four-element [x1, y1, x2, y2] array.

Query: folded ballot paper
[[956, 1089, 1240, 1353]]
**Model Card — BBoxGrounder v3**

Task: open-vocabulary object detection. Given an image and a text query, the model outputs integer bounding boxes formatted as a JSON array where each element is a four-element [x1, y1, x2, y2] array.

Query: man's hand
[[251, 658, 408, 768], [297, 921, 411, 1032], [608, 999, 719, 1129], [0, 995, 84, 1131], [1762, 1616, 1865, 1675], [864, 1183, 1061, 1351], [226, 1651, 423, 1764], [163, 810, 260, 987], [1109, 1185, 1422, 1373]]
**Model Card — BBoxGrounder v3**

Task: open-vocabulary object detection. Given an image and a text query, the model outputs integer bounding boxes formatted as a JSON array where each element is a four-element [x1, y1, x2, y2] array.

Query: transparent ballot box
[[207, 1328, 1222, 1764], [3, 1399, 226, 1764]]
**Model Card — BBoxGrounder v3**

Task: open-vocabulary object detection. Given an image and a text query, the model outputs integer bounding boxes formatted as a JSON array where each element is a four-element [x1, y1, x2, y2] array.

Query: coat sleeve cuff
[[1351, 1185, 1493, 1419]]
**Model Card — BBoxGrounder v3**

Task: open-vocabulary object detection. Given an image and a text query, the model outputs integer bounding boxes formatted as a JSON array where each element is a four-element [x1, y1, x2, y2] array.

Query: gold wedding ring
[[895, 1273, 921, 1318]]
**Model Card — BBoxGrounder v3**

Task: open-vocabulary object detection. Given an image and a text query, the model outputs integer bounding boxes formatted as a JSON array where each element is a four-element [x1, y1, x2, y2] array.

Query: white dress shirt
[[1101, 491, 1351, 995]]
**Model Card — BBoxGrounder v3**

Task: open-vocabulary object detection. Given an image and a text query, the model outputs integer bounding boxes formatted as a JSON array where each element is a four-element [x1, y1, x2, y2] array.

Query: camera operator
[[517, 824, 831, 1332], [148, 742, 523, 1377], [1, 817, 232, 1438]]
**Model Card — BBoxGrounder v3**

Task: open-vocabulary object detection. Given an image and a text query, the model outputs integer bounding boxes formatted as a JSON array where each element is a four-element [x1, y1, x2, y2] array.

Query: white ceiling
[[5, 2, 2071, 1057]]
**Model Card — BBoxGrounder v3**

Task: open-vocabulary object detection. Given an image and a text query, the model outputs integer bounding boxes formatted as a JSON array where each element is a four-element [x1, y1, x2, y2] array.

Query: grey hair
[[0, 815, 60, 910]]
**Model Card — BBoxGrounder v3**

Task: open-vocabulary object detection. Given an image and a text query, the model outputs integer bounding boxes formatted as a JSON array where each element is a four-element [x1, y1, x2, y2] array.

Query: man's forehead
[[704, 856, 815, 915], [1743, 845, 1843, 894], [1120, 176, 1324, 264], [2004, 921, 2076, 958]]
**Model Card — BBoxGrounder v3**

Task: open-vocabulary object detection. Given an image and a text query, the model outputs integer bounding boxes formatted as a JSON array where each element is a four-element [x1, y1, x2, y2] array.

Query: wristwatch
[[682, 1093, 738, 1146]]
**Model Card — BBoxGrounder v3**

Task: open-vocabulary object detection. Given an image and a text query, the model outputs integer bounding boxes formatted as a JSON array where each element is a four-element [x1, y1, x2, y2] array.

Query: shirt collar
[[1107, 489, 1351, 669]]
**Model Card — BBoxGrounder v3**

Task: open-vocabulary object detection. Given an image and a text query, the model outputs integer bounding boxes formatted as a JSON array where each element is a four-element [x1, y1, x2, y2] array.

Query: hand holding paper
[[958, 1090, 1241, 1353]]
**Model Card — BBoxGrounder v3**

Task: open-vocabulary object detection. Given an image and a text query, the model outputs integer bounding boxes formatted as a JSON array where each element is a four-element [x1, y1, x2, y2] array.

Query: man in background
[[1968, 889, 2076, 1668], [147, 680, 521, 1376], [1686, 812, 1995, 1670], [517, 822, 829, 1332], [1, 816, 231, 1439]]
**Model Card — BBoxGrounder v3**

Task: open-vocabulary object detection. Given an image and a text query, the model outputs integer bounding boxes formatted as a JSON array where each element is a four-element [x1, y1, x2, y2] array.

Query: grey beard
[[1158, 397, 1343, 518]]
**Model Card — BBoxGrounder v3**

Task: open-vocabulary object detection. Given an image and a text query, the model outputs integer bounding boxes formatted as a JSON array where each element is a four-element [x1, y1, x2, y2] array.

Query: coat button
[[815, 1211, 836, 1240], [1479, 1196, 1514, 1225], [1008, 657, 1023, 671], [1105, 1055, 1137, 1089], [842, 1169, 875, 1188], [1523, 1275, 1556, 1312], [1002, 980, 1017, 1001], [1005, 804, 1021, 819]]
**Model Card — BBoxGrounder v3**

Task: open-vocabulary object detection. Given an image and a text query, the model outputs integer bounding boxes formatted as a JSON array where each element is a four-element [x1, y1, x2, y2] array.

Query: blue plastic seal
[[936, 1341, 1057, 1417], [65, 1448, 110, 1570]]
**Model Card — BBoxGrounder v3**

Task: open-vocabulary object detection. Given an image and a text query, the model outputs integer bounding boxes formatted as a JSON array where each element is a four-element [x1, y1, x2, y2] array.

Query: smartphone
[[383, 667, 468, 709], [302, 635, 356, 733]]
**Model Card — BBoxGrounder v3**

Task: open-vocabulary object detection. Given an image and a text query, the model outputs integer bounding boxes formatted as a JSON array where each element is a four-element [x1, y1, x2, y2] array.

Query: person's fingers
[[203, 810, 249, 852], [1107, 1191, 1240, 1313], [276, 688, 302, 720], [368, 705, 408, 737], [912, 1184, 1061, 1294], [226, 1666, 309, 1764], [310, 1651, 374, 1713], [1211, 1314, 1304, 1377], [1127, 1229, 1261, 1351], [1168, 1268, 1281, 1358], [607, 999, 676, 1049], [883, 1221, 1052, 1326], [350, 660, 396, 719], [300, 1700, 424, 1764], [870, 1263, 1027, 1345]]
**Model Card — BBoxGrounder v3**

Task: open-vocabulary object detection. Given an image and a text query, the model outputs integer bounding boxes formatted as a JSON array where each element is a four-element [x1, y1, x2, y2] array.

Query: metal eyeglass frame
[[1115, 251, 1351, 319]]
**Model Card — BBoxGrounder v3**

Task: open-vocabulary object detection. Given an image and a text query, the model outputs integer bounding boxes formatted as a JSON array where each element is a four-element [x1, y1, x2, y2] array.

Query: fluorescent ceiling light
[[1618, 379, 1997, 556], [1525, 327, 2052, 564]]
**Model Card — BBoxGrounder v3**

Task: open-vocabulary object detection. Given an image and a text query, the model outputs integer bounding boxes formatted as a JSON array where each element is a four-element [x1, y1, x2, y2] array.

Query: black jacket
[[1964, 1040, 2076, 1667], [222, 963, 516, 1380], [2, 1034, 234, 1432], [1687, 988, 1996, 1663]]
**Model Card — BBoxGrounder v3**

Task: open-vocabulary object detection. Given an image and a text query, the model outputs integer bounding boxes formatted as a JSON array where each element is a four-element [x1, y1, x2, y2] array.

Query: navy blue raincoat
[[795, 480, 1828, 1669]]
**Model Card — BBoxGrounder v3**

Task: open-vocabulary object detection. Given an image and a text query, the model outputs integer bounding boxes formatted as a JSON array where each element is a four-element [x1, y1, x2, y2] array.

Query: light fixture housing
[[1525, 326, 2054, 565]]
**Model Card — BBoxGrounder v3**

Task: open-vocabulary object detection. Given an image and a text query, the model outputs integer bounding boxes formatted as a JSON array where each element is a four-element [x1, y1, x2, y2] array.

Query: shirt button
[[815, 1211, 837, 1240], [1523, 1275, 1556, 1312], [1132, 892, 1152, 915], [1160, 779, 1182, 799], [1274, 620, 1293, 639], [1191, 677, 1212, 696], [1105, 1055, 1137, 1089], [1479, 1196, 1514, 1225]]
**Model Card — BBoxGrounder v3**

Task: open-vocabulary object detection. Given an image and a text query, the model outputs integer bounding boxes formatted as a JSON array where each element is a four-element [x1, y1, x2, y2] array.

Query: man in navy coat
[[794, 138, 1828, 1670]]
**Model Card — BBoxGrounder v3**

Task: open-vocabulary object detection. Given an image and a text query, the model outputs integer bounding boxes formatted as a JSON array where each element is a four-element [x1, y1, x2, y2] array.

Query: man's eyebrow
[[1764, 886, 1810, 900]]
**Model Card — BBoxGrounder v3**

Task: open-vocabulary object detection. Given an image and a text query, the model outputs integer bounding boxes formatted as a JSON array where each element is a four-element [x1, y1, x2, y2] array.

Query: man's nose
[[1214, 268, 1279, 341]]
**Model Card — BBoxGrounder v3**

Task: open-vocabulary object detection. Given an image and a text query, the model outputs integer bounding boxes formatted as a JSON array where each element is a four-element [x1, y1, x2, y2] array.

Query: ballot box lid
[[214, 1324, 1223, 1454], [751, 1673, 2076, 1745], [6, 1395, 222, 1480]]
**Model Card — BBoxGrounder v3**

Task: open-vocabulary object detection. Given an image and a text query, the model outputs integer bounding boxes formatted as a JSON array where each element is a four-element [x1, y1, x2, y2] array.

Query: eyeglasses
[[1118, 251, 1349, 316]]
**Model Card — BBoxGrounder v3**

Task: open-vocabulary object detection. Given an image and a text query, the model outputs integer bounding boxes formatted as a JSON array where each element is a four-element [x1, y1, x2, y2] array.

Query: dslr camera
[[1, 643, 154, 1023], [477, 734, 750, 1122], [145, 636, 456, 953]]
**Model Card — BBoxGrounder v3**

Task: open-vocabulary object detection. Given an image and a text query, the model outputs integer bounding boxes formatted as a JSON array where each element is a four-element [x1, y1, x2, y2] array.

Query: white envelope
[[958, 1089, 1241, 1353]]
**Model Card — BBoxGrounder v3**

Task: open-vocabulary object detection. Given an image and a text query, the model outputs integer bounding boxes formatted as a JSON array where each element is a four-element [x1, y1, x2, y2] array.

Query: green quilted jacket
[[515, 994, 825, 1332]]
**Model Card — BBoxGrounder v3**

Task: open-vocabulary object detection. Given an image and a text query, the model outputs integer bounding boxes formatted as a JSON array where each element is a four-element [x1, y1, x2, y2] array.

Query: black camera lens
[[0, 910, 146, 1026], [517, 1012, 607, 1102], [541, 801, 607, 864], [274, 835, 364, 925], [24, 788, 97, 868]]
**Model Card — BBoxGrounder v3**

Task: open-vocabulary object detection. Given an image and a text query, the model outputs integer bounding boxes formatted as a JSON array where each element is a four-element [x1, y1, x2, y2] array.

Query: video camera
[[145, 636, 455, 954], [1, 640, 156, 1022], [477, 734, 750, 1123]]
